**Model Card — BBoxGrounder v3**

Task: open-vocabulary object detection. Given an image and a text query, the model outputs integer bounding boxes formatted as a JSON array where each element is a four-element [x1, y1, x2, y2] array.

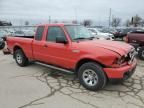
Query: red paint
[[104, 59, 137, 78], [5, 24, 137, 79]]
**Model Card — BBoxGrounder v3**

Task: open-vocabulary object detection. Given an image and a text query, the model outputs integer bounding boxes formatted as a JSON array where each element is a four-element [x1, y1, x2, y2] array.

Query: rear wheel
[[138, 47, 144, 60], [78, 62, 107, 91], [14, 49, 29, 67]]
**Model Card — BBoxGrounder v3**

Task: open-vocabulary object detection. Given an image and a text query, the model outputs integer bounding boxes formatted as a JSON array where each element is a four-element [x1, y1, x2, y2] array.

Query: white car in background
[[87, 28, 114, 40]]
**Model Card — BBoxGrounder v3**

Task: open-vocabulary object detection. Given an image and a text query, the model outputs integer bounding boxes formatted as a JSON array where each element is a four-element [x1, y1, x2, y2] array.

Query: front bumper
[[103, 58, 137, 79]]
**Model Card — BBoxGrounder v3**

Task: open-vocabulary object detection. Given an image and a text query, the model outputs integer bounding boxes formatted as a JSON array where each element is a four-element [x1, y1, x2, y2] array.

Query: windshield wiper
[[73, 37, 96, 41]]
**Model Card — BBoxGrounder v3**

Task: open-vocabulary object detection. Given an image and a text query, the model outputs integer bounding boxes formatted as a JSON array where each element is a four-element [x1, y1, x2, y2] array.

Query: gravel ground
[[0, 50, 144, 108]]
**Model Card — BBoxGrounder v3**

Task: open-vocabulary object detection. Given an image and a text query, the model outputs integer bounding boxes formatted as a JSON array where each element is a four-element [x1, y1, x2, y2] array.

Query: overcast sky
[[0, 0, 144, 25]]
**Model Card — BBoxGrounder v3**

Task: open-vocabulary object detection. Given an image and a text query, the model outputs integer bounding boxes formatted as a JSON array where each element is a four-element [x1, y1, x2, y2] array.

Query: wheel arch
[[13, 45, 25, 58], [75, 58, 106, 73]]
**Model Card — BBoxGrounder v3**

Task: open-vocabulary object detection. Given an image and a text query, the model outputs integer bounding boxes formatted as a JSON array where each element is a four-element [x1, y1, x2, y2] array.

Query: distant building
[[0, 21, 12, 26]]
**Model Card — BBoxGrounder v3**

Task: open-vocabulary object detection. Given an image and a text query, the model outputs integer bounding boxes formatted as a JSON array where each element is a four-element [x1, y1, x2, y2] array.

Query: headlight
[[113, 56, 126, 67], [118, 56, 126, 65]]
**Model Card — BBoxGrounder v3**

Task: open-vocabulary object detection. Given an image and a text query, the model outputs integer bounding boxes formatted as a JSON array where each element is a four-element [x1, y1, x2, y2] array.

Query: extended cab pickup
[[125, 30, 144, 60], [4, 24, 137, 91]]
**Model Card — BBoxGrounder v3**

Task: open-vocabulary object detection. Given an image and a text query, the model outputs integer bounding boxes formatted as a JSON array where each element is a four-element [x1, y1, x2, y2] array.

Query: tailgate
[[4, 36, 34, 58]]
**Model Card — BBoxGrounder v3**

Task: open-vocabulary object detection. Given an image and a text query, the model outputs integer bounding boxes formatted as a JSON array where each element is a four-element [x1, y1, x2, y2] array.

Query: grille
[[127, 49, 136, 64]]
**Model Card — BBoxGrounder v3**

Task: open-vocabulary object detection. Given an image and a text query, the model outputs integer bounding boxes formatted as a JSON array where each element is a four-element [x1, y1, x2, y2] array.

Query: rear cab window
[[35, 26, 45, 41]]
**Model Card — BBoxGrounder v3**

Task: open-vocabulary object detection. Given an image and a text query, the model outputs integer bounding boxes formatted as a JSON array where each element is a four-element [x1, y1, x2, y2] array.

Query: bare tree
[[53, 20, 58, 23], [0, 21, 3, 26], [72, 20, 78, 24], [131, 15, 142, 27], [111, 17, 121, 27], [25, 21, 29, 26], [82, 20, 92, 27], [0, 20, 12, 26], [9, 22, 12, 26], [140, 19, 144, 27], [125, 19, 131, 27]]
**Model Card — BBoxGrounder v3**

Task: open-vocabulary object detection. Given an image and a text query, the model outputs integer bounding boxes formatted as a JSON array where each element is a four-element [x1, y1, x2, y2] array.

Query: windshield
[[65, 25, 92, 41]]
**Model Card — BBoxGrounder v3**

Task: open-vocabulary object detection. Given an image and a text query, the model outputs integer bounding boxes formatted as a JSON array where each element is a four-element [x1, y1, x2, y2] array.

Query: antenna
[[49, 16, 51, 24]]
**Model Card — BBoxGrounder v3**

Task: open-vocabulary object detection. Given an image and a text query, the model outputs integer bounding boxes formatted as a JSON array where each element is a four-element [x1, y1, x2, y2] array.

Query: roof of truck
[[37, 23, 80, 27]]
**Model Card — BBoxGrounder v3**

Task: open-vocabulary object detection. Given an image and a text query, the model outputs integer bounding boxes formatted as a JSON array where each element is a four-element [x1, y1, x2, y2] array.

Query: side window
[[35, 26, 44, 41], [47, 26, 66, 42]]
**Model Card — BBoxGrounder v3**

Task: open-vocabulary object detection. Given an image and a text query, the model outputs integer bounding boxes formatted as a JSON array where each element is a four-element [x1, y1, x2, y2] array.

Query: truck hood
[[78, 40, 133, 56]]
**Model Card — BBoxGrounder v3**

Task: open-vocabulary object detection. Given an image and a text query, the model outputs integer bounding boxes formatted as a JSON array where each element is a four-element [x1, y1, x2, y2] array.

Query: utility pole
[[74, 8, 77, 22], [109, 8, 112, 28], [49, 16, 51, 24]]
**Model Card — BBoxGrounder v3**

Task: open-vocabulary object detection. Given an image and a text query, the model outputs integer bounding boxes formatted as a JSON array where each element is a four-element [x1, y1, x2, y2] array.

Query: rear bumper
[[103, 59, 137, 79]]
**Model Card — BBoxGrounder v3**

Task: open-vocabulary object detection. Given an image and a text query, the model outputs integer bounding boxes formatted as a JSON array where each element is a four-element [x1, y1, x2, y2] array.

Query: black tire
[[0, 42, 5, 50], [78, 62, 107, 91], [14, 49, 29, 67], [138, 47, 144, 60]]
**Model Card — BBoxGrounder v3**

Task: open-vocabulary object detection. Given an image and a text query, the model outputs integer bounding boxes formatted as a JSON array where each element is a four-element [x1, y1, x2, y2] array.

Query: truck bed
[[6, 36, 34, 59]]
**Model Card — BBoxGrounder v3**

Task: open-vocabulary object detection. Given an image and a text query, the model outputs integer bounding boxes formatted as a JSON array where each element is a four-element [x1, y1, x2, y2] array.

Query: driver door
[[42, 26, 73, 69]]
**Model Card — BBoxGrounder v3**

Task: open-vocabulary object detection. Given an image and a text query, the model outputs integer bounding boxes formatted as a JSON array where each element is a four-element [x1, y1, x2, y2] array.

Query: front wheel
[[138, 47, 144, 60], [78, 62, 107, 91], [14, 49, 29, 67]]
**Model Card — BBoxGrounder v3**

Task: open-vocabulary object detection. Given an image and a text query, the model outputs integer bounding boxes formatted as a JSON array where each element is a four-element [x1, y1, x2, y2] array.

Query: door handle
[[44, 44, 48, 48]]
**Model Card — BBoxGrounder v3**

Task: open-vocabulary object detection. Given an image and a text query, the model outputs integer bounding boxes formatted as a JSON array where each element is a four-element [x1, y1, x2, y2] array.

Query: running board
[[35, 62, 74, 74]]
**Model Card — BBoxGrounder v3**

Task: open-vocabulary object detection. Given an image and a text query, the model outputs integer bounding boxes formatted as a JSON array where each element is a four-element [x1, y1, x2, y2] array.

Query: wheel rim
[[16, 53, 22, 64], [82, 69, 98, 86]]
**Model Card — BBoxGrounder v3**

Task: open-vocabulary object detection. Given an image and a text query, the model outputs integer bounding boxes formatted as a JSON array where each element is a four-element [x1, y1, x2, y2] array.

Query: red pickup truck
[[4, 24, 137, 91]]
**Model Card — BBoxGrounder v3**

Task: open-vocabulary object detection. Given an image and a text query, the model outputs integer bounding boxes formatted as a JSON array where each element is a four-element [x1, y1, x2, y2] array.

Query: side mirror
[[56, 36, 68, 44]]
